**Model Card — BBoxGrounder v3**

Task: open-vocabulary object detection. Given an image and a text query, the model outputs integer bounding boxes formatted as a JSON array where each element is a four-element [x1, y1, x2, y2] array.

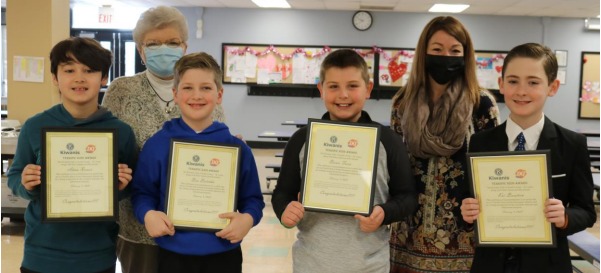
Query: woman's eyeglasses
[[143, 40, 184, 50]]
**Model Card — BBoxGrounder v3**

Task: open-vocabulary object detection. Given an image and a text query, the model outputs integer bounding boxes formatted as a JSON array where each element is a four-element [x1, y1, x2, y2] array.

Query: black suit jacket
[[467, 117, 597, 273]]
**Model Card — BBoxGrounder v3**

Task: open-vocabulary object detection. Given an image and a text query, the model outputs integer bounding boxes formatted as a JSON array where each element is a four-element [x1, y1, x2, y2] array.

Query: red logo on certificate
[[348, 139, 358, 148], [515, 169, 527, 178], [86, 145, 96, 153], [210, 158, 220, 166]]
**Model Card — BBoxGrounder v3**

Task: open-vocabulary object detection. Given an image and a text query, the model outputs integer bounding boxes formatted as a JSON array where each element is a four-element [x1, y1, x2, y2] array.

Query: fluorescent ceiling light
[[429, 4, 470, 13], [585, 18, 601, 30], [252, 0, 290, 8]]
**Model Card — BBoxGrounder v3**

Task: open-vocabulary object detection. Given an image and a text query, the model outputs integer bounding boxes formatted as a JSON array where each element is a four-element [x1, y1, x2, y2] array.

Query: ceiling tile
[[288, 0, 325, 9], [324, 1, 360, 10], [219, 0, 256, 8], [64, 0, 599, 18]]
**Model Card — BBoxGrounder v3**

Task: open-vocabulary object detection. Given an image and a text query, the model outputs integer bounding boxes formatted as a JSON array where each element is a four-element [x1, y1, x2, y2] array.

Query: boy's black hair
[[319, 49, 369, 84], [502, 43, 558, 84], [50, 37, 112, 79]]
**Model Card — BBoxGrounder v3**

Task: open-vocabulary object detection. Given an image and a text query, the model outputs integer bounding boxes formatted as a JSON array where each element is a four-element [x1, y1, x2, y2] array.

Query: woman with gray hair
[[102, 6, 224, 273]]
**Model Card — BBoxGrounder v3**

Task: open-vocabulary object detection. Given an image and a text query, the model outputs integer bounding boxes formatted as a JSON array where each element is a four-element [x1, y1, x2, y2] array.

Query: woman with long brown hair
[[389, 16, 500, 272]]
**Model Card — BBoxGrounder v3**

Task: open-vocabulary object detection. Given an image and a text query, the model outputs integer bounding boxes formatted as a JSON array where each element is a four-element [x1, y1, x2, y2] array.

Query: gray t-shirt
[[292, 143, 391, 273]]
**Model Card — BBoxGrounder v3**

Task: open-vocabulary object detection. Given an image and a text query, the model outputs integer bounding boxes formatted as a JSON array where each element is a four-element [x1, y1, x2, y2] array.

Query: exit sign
[[98, 6, 114, 24]]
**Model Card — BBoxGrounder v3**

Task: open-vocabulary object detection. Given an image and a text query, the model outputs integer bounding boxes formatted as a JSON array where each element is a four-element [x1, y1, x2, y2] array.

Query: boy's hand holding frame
[[144, 210, 175, 237], [354, 205, 385, 233], [281, 200, 305, 228], [21, 164, 42, 191], [215, 212, 254, 243]]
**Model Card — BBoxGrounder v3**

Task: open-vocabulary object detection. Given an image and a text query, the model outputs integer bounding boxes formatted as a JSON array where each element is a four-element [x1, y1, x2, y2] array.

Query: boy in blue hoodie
[[130, 52, 264, 273], [7, 37, 138, 273]]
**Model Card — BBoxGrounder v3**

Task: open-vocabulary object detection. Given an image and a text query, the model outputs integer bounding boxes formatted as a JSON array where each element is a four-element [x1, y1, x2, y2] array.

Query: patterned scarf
[[399, 81, 473, 158]]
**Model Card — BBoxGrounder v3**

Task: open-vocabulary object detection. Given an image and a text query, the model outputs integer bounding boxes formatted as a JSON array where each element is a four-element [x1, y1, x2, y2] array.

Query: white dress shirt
[[505, 115, 545, 151]]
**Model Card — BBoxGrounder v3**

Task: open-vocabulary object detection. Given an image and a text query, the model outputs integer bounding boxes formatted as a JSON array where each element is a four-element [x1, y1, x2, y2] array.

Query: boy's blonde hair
[[319, 49, 370, 85], [173, 52, 223, 90], [502, 43, 558, 84]]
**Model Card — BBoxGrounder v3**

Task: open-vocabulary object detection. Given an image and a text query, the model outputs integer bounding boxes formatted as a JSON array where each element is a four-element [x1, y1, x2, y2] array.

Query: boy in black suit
[[460, 43, 597, 273]]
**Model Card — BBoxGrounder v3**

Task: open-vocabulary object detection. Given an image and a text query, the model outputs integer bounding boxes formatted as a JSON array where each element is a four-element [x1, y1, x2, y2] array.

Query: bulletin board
[[222, 43, 511, 102], [578, 52, 600, 119], [222, 44, 375, 85], [475, 51, 507, 91], [376, 50, 506, 90]]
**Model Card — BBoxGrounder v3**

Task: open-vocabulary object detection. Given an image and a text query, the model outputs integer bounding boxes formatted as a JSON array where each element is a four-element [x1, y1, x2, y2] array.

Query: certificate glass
[[166, 139, 240, 232], [300, 119, 380, 216], [466, 150, 555, 247], [41, 128, 117, 222]]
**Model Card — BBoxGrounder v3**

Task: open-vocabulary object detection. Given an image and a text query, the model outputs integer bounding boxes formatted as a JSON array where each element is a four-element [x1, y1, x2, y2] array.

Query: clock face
[[353, 11, 372, 31]]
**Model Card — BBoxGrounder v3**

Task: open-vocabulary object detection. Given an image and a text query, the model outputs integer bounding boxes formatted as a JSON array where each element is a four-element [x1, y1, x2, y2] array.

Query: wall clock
[[352, 10, 373, 31]]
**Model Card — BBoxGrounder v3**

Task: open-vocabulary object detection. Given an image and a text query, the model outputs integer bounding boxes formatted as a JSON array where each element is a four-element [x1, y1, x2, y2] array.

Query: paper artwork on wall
[[13, 56, 44, 83], [475, 53, 506, 91], [378, 50, 413, 87]]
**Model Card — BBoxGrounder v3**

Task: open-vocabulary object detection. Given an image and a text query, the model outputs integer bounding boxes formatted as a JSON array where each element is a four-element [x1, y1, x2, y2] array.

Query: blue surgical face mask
[[144, 45, 184, 78]]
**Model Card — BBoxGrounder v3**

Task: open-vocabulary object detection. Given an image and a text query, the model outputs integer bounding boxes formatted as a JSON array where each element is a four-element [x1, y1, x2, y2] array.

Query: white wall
[[178, 7, 600, 141]]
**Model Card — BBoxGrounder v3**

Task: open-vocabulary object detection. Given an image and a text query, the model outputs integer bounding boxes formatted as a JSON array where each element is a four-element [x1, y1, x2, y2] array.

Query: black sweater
[[271, 111, 417, 225]]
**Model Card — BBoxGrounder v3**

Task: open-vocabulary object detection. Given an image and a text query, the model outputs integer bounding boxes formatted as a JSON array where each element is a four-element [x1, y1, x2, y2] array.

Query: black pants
[[158, 246, 242, 273], [21, 265, 115, 273], [504, 248, 520, 273], [116, 237, 159, 273]]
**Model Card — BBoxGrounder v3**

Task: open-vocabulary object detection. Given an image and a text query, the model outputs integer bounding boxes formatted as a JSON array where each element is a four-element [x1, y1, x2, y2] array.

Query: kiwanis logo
[[489, 168, 509, 181], [187, 155, 204, 166], [210, 158, 220, 166], [324, 135, 342, 148], [347, 139, 358, 148], [515, 169, 527, 178], [86, 144, 96, 153], [60, 142, 81, 154]]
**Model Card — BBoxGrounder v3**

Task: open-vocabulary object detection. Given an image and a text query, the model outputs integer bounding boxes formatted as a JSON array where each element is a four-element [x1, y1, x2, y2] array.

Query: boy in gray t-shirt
[[271, 49, 417, 273]]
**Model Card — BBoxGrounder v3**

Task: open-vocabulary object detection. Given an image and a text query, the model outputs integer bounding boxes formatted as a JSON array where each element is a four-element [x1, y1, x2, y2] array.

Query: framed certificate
[[165, 139, 240, 232], [41, 128, 118, 222], [300, 119, 380, 216], [466, 150, 555, 247]]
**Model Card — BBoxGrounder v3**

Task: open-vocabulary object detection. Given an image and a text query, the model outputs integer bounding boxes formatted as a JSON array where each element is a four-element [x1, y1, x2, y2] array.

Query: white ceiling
[[1, 0, 598, 19], [66, 0, 599, 19]]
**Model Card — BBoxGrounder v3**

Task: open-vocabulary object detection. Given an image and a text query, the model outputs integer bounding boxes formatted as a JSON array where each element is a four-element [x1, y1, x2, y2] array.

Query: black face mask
[[425, 54, 465, 85]]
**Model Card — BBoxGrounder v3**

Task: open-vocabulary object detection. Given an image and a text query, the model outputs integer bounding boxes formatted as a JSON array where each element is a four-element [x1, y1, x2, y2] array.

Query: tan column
[[6, 0, 69, 123]]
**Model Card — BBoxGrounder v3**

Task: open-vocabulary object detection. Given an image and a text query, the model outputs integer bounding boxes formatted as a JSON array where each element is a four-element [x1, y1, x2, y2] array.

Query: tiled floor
[[1, 148, 600, 273], [1, 149, 295, 273]]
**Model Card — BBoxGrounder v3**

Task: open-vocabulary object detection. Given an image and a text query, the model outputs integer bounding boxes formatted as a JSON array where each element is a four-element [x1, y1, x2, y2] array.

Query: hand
[[117, 164, 133, 191], [354, 205, 385, 233], [144, 210, 175, 238], [544, 198, 566, 228], [21, 164, 41, 191], [461, 198, 479, 224], [215, 212, 254, 243], [281, 201, 304, 228]]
